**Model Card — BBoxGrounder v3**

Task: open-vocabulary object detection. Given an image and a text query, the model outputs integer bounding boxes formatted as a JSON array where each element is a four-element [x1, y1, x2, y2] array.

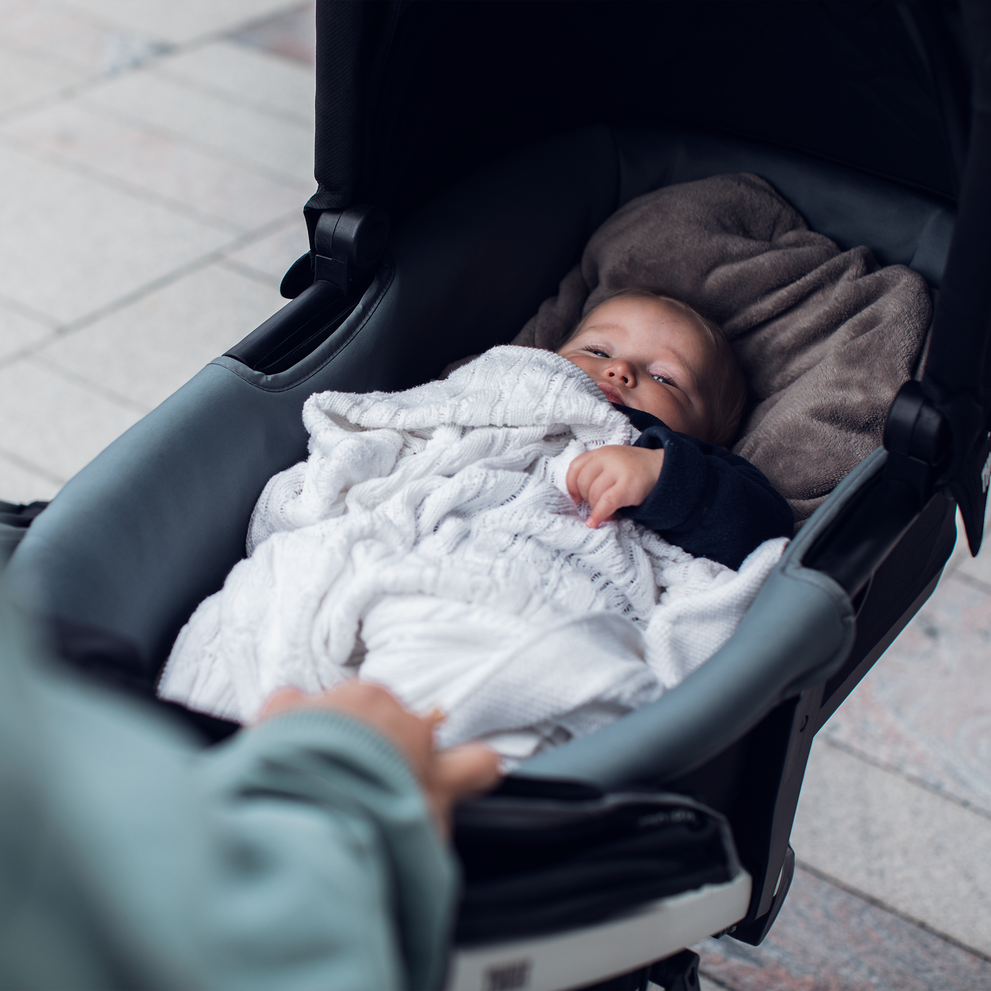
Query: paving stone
[[0, 41, 85, 117], [3, 101, 306, 230], [941, 499, 991, 564], [0, 0, 168, 78], [228, 1, 316, 66], [0, 142, 230, 325], [0, 304, 55, 364], [38, 262, 285, 411], [224, 218, 308, 284], [696, 866, 991, 991], [0, 451, 62, 505], [791, 740, 991, 957], [698, 976, 732, 991], [822, 571, 991, 816], [946, 501, 991, 590], [83, 68, 313, 182], [0, 357, 142, 484], [59, 0, 297, 46], [159, 40, 314, 125]]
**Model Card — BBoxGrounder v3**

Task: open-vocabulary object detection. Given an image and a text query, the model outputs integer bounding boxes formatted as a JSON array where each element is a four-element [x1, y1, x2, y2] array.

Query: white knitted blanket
[[158, 346, 786, 760]]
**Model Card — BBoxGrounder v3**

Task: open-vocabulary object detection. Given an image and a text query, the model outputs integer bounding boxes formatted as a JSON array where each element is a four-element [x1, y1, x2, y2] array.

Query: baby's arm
[[623, 425, 794, 569], [566, 445, 666, 529]]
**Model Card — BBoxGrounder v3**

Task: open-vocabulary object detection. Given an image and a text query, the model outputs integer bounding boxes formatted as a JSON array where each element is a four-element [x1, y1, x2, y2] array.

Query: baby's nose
[[608, 363, 634, 385]]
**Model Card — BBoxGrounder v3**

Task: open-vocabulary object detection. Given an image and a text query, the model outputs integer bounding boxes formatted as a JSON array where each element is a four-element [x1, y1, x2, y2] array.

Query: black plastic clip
[[311, 204, 389, 297], [281, 204, 389, 300], [882, 379, 951, 496]]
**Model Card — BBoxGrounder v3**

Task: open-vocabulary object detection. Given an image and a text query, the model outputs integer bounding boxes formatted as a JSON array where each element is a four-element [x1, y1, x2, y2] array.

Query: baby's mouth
[[596, 382, 625, 404]]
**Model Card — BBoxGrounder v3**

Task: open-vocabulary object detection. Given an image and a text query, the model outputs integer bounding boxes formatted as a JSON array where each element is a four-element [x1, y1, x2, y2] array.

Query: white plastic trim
[[444, 870, 752, 991]]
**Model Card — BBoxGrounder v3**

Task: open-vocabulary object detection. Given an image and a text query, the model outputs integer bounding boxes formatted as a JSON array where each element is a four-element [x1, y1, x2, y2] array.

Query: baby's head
[[556, 288, 746, 447]]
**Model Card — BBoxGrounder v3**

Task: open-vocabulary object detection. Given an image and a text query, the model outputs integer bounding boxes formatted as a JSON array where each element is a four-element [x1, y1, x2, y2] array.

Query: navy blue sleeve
[[621, 423, 794, 570]]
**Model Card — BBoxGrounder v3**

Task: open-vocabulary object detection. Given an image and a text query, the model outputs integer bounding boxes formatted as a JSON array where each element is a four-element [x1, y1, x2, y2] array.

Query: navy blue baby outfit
[[613, 405, 794, 570]]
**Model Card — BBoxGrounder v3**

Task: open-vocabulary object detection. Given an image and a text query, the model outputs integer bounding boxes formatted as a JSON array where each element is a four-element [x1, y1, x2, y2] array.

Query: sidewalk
[[1, 4, 988, 989]]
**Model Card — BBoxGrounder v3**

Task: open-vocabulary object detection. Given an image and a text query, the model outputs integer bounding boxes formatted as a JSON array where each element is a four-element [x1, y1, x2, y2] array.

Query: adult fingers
[[434, 744, 503, 799], [256, 687, 310, 723], [258, 682, 436, 781], [428, 744, 504, 836]]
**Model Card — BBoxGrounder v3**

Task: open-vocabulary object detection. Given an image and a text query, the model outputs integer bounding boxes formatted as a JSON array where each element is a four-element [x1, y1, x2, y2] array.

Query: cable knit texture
[[158, 347, 786, 760]]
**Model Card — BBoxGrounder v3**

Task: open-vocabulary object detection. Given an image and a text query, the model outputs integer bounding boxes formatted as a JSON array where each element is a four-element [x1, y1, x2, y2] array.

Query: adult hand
[[258, 682, 502, 836], [566, 445, 665, 528]]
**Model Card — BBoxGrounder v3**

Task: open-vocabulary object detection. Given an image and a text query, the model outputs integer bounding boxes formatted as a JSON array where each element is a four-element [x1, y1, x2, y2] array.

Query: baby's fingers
[[586, 483, 626, 528], [565, 451, 595, 502]]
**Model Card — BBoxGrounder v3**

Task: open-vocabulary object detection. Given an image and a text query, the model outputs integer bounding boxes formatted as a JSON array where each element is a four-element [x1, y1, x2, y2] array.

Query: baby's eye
[[651, 373, 669, 384], [581, 346, 610, 358]]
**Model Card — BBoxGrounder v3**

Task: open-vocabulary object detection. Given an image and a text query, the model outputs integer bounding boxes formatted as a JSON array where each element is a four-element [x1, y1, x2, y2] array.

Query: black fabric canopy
[[306, 0, 991, 552]]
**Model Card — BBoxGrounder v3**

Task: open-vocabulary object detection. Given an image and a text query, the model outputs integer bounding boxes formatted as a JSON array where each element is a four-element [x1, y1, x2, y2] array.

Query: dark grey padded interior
[[10, 123, 956, 690]]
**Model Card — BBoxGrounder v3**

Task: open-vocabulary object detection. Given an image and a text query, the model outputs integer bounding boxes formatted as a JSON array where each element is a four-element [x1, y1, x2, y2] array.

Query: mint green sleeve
[[197, 711, 458, 991], [0, 603, 457, 991]]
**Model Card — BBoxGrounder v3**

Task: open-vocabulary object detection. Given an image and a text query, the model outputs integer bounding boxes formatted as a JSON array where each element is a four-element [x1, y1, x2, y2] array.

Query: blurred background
[[0, 0, 311, 505], [0, 3, 988, 989]]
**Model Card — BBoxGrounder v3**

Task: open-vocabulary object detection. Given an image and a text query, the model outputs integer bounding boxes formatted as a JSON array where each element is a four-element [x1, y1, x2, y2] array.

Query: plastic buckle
[[882, 380, 950, 496], [281, 204, 390, 300], [312, 204, 389, 297]]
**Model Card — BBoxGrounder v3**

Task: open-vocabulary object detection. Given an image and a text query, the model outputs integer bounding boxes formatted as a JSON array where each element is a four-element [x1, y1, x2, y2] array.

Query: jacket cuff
[[626, 425, 713, 531]]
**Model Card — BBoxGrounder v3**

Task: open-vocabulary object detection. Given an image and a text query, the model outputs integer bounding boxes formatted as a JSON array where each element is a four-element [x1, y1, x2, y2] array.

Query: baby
[[556, 288, 792, 569], [159, 287, 793, 754]]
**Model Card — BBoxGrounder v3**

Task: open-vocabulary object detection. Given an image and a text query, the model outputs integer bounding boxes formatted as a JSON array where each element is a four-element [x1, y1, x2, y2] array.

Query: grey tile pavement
[[58, 0, 295, 46], [0, 355, 144, 483], [0, 0, 311, 496], [794, 736, 991, 956], [699, 863, 991, 991], [0, 304, 53, 363], [1, 3, 989, 989], [0, 140, 232, 325], [4, 99, 306, 230], [224, 216, 309, 284], [0, 41, 86, 114], [0, 0, 140, 76], [83, 68, 313, 179], [158, 40, 315, 124], [36, 261, 285, 410], [0, 450, 62, 504]]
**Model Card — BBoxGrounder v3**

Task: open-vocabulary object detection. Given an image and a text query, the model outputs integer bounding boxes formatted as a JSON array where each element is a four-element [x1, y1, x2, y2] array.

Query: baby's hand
[[566, 445, 665, 528]]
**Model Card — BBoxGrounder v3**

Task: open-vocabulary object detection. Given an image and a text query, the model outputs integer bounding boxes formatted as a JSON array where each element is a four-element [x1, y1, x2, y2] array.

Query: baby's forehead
[[586, 294, 694, 327], [583, 297, 709, 347]]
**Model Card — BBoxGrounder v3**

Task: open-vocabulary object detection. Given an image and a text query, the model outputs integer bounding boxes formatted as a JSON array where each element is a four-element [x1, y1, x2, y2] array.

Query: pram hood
[[304, 0, 991, 555]]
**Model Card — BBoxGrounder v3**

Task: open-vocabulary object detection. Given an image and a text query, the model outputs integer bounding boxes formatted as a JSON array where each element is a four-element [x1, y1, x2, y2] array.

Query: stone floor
[[1, 4, 988, 989]]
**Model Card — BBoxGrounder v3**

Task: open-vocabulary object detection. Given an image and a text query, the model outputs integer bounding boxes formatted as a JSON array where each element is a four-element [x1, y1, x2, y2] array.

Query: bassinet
[[8, 3, 991, 989]]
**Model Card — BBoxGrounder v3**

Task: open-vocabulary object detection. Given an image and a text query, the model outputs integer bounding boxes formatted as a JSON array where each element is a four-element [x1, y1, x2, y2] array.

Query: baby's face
[[557, 296, 712, 440]]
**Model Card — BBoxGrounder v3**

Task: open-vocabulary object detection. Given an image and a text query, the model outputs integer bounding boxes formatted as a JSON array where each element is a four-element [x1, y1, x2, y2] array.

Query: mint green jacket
[[0, 603, 456, 990]]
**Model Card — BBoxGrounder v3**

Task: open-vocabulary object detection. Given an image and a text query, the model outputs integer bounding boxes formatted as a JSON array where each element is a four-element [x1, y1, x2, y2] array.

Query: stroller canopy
[[306, 0, 991, 552]]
